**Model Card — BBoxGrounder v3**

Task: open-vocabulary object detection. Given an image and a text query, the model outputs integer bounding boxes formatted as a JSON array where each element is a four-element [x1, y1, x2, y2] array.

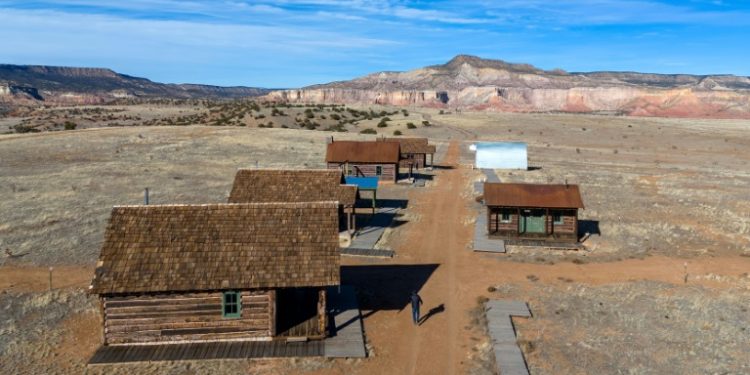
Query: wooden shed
[[378, 137, 436, 169], [325, 140, 401, 183], [228, 169, 359, 233], [484, 183, 584, 243], [89, 202, 340, 346]]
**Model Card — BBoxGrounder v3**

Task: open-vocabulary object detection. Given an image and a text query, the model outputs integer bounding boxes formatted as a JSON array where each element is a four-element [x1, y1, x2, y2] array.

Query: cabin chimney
[[144, 188, 149, 205]]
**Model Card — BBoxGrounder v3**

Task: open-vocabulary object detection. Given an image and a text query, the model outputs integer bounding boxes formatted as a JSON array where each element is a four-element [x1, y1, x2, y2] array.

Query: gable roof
[[326, 141, 400, 164], [380, 137, 436, 154], [90, 202, 340, 295], [484, 183, 584, 209], [228, 169, 358, 206]]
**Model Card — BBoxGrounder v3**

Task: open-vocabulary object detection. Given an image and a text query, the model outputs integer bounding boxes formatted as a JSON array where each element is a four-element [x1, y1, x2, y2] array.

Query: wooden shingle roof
[[380, 137, 436, 154], [484, 183, 584, 209], [325, 141, 400, 164], [90, 202, 340, 295], [228, 169, 358, 207]]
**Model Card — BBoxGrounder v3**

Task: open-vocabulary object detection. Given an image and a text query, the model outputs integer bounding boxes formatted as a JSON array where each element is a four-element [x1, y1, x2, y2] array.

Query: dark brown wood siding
[[103, 290, 272, 345], [487, 206, 578, 242], [327, 162, 398, 182], [550, 209, 577, 235], [488, 207, 518, 234], [399, 153, 427, 169]]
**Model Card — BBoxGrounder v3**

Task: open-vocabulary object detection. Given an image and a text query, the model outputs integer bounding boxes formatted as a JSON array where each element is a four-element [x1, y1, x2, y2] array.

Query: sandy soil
[[318, 141, 750, 375], [2, 111, 750, 374]]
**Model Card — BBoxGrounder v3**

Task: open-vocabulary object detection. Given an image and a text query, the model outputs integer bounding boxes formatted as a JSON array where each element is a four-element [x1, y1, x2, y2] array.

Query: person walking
[[410, 290, 423, 325]]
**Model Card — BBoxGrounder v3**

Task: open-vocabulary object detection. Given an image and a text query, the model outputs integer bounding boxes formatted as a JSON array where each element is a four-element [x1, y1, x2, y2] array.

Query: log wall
[[487, 207, 578, 241], [327, 162, 398, 182], [399, 153, 427, 169], [103, 290, 272, 345]]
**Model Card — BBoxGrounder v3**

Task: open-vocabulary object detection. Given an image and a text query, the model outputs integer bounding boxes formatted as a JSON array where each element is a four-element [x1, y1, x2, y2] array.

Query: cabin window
[[222, 291, 241, 318], [375, 165, 383, 176], [500, 210, 512, 223], [553, 213, 564, 225]]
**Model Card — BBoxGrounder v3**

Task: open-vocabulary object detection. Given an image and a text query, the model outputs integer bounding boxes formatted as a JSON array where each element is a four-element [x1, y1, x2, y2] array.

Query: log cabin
[[325, 140, 401, 183], [89, 202, 340, 345], [484, 182, 584, 243], [227, 169, 359, 233], [378, 137, 436, 169]]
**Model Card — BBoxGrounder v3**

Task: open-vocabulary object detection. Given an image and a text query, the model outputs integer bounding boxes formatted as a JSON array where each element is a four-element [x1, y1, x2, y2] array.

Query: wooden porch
[[88, 340, 324, 364]]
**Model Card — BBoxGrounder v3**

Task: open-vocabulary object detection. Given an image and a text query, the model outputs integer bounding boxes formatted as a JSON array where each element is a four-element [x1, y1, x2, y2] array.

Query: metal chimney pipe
[[144, 188, 149, 205]]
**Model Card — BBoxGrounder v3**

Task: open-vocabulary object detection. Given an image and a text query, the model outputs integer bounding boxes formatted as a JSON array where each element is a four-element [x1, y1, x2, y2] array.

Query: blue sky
[[1, 1, 748, 87]]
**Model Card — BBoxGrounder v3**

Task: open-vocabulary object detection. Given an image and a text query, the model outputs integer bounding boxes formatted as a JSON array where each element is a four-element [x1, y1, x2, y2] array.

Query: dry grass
[[427, 109, 750, 260], [488, 281, 750, 375], [0, 126, 380, 265], [2, 108, 750, 374]]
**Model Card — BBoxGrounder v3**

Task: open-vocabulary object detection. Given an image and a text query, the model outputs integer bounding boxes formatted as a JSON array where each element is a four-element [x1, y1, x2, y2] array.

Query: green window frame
[[500, 209, 512, 223], [222, 291, 241, 318], [553, 212, 564, 225], [375, 165, 383, 176]]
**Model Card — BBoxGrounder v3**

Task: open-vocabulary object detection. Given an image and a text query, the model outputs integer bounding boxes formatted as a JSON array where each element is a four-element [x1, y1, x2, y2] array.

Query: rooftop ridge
[[113, 201, 340, 208]]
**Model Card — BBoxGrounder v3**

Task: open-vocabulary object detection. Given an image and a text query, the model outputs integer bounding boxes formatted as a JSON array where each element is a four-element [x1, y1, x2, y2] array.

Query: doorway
[[519, 209, 545, 234]]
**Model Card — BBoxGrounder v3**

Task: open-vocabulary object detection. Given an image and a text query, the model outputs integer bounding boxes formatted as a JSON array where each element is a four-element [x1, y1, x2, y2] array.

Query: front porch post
[[347, 211, 352, 234], [318, 289, 327, 336], [517, 207, 522, 237], [486, 208, 491, 235]]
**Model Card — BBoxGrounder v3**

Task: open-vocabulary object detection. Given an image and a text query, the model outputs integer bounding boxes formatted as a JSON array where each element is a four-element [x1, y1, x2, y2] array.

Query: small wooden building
[[89, 202, 340, 345], [326, 140, 401, 183], [378, 137, 436, 169], [484, 183, 584, 242], [228, 169, 359, 233]]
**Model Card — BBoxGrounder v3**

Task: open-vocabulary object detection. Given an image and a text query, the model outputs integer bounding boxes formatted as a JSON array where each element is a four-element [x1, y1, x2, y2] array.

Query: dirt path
[[3, 139, 749, 374], [0, 263, 94, 292], [333, 140, 750, 375]]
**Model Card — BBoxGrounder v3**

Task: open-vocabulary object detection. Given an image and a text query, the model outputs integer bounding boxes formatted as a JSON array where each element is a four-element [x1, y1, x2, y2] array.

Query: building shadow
[[527, 166, 542, 171], [408, 172, 435, 181], [276, 287, 320, 337], [376, 198, 409, 209], [418, 304, 445, 326], [340, 264, 439, 314], [431, 165, 454, 170], [578, 220, 601, 240]]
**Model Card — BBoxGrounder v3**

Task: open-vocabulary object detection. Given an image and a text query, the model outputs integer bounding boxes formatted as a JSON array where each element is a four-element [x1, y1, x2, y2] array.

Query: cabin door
[[519, 209, 545, 234]]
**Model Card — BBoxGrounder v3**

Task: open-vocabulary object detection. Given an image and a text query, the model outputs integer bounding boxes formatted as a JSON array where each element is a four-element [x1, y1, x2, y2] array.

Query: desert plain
[[1, 103, 749, 374]]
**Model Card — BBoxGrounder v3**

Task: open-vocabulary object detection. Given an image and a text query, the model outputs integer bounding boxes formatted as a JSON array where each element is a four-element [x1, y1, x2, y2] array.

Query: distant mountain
[[0, 64, 272, 105], [267, 55, 750, 119]]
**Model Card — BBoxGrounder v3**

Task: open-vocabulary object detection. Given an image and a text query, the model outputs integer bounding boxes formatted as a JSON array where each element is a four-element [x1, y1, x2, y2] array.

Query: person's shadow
[[418, 304, 445, 326]]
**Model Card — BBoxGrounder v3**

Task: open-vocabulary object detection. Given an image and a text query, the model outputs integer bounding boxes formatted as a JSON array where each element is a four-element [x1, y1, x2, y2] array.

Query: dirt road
[[3, 139, 749, 374], [333, 140, 750, 375]]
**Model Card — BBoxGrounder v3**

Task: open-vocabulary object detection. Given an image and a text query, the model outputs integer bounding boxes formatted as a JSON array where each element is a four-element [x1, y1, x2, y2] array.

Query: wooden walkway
[[481, 168, 500, 182], [325, 285, 367, 358], [472, 170, 506, 253], [486, 300, 532, 375], [349, 207, 397, 250], [473, 210, 506, 253], [504, 238, 584, 250], [341, 247, 394, 258], [88, 340, 323, 365]]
